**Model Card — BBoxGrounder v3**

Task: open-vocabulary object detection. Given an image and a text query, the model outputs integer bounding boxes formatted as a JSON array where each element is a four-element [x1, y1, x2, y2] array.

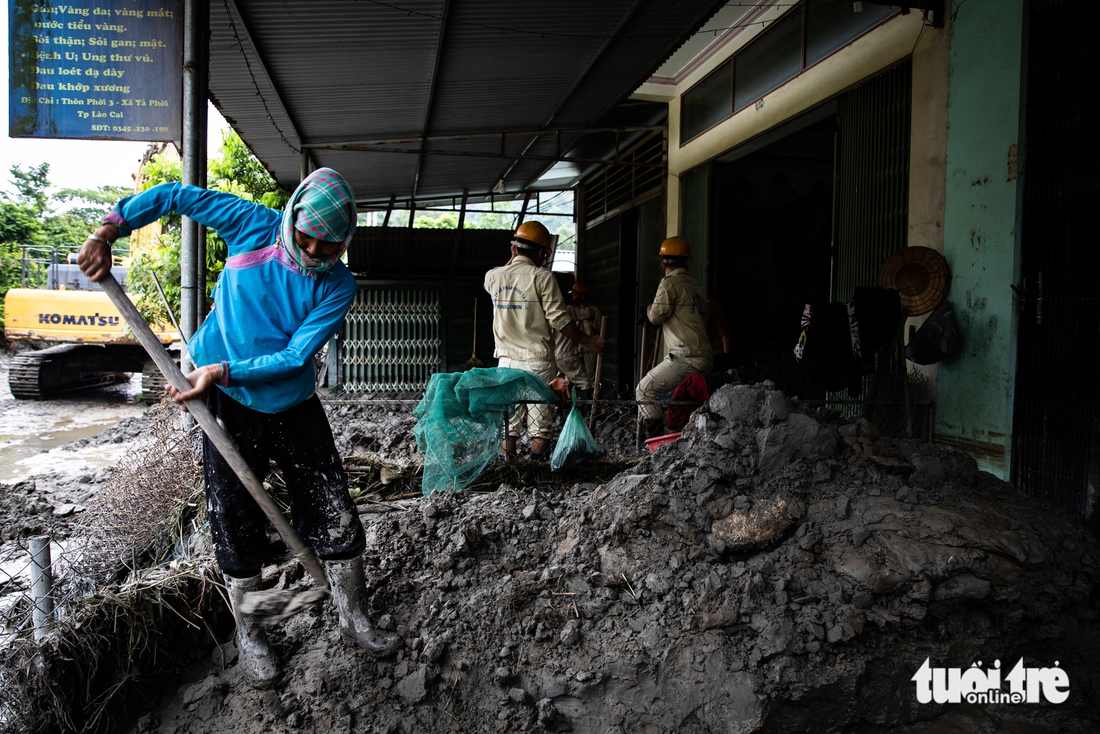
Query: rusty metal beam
[[300, 125, 665, 150], [510, 0, 646, 190], [312, 144, 666, 170], [412, 0, 451, 198], [446, 188, 470, 279], [517, 193, 531, 226], [403, 201, 416, 276], [366, 194, 396, 278], [224, 0, 307, 158]]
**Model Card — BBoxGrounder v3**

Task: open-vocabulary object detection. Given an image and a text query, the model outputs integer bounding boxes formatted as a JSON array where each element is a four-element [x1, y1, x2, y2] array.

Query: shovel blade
[[240, 586, 329, 625]]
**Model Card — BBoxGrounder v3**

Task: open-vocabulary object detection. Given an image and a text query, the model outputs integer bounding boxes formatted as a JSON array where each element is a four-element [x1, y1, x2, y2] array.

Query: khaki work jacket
[[647, 268, 709, 359], [484, 255, 571, 361], [553, 303, 603, 361]]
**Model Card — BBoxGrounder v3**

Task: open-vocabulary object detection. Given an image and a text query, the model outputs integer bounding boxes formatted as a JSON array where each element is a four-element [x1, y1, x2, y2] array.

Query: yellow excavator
[[3, 245, 178, 399]]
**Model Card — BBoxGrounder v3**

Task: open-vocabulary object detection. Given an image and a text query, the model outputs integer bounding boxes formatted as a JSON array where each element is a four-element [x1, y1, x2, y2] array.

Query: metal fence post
[[28, 536, 54, 641]]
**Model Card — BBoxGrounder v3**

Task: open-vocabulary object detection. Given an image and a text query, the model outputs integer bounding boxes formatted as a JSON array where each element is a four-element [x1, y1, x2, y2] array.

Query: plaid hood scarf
[[279, 168, 357, 274]]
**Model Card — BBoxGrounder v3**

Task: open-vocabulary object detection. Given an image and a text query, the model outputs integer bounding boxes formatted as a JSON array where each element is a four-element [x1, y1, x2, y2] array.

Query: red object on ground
[[645, 432, 682, 452], [667, 373, 710, 431]]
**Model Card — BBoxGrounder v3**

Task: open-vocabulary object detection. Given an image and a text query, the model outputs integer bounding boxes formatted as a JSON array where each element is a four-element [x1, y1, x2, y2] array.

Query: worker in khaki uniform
[[485, 221, 606, 459], [553, 282, 603, 398], [636, 236, 712, 438]]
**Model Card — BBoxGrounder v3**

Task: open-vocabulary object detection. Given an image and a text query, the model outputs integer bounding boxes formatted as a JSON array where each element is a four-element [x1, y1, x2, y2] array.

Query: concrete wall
[[905, 9, 951, 393], [935, 0, 1025, 478], [660, 12, 929, 238]]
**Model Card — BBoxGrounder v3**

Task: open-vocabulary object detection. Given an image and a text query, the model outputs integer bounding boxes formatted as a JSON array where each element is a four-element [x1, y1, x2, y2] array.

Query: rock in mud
[[396, 664, 429, 704], [708, 496, 804, 553]]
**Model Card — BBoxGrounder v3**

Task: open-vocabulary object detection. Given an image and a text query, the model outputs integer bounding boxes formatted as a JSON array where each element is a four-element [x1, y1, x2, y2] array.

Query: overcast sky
[[1, 1, 228, 197]]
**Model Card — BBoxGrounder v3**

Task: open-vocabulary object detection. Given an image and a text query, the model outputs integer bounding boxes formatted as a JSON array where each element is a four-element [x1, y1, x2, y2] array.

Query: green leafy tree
[[54, 185, 132, 225], [126, 129, 291, 327], [8, 162, 50, 214], [208, 131, 289, 210], [126, 230, 183, 329], [0, 164, 129, 318], [0, 198, 41, 315], [414, 211, 461, 229]]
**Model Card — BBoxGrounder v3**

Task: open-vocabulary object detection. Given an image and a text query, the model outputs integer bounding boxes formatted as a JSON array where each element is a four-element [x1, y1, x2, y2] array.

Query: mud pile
[[129, 384, 1100, 734], [325, 398, 420, 465]]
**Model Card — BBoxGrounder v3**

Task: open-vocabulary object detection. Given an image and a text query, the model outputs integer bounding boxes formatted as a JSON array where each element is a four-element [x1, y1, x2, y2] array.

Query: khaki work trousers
[[499, 356, 557, 440], [556, 353, 592, 390], [635, 353, 711, 421]]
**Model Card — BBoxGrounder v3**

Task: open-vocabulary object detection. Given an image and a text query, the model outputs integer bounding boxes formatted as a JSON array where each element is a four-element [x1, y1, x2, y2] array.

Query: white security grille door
[[343, 288, 442, 391]]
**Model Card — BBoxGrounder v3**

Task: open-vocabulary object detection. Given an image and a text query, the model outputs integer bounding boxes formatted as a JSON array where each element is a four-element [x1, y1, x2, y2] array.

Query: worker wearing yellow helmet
[[636, 236, 712, 438], [485, 221, 607, 459]]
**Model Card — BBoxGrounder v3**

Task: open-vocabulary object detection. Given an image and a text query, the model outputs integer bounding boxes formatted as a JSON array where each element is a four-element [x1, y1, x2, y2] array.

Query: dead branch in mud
[[63, 399, 205, 589], [0, 399, 216, 734]]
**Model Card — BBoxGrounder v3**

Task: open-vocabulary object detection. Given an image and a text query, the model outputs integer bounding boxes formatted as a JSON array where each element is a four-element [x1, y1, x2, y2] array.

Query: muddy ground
[[0, 359, 150, 547], [15, 382, 1080, 734], [2, 366, 1099, 733]]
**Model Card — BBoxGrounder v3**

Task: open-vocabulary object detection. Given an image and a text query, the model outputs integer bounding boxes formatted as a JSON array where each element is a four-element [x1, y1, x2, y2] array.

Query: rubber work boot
[[226, 574, 280, 689], [325, 557, 403, 656], [643, 418, 666, 440]]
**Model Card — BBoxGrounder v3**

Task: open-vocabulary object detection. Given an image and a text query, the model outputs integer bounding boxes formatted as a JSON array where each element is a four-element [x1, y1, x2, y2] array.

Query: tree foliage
[[126, 129, 291, 327], [0, 163, 128, 318]]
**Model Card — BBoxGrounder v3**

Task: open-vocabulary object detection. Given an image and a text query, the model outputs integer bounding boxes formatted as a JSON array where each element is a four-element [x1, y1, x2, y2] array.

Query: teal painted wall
[[935, 0, 1024, 478]]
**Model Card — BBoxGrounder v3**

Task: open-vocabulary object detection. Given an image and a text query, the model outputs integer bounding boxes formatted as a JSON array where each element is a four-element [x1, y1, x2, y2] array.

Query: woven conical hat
[[877, 247, 949, 316]]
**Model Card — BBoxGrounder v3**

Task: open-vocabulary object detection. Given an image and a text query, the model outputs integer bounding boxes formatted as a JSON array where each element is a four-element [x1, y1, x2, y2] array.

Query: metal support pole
[[517, 192, 531, 226], [196, 47, 208, 326], [181, 0, 207, 371], [574, 183, 586, 278], [29, 536, 54, 641], [195, 38, 207, 327]]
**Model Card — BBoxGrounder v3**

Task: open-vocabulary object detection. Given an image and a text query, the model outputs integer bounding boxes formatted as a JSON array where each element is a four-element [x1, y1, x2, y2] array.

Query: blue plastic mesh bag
[[413, 367, 557, 495]]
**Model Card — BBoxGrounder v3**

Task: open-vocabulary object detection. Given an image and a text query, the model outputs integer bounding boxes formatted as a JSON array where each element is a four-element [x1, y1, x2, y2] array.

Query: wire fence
[[319, 383, 931, 468], [319, 390, 696, 465], [0, 401, 213, 734]]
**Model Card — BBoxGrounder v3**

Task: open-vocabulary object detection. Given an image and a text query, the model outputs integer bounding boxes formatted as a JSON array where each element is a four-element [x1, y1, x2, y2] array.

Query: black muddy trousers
[[203, 389, 365, 578]]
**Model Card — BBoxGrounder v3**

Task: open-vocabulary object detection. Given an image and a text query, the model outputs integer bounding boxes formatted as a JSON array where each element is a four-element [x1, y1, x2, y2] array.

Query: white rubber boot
[[226, 574, 280, 688], [325, 557, 402, 656]]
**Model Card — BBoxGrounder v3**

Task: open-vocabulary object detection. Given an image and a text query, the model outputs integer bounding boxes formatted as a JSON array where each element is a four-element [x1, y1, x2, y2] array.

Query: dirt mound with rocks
[[126, 384, 1100, 734], [325, 397, 421, 465]]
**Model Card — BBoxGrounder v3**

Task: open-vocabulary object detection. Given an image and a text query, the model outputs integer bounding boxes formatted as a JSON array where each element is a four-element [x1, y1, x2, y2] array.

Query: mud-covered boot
[[325, 557, 402, 656], [643, 418, 666, 440], [226, 574, 280, 688]]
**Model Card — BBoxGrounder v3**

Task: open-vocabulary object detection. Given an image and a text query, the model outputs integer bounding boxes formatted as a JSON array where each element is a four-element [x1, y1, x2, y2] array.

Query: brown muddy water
[[0, 363, 147, 481]]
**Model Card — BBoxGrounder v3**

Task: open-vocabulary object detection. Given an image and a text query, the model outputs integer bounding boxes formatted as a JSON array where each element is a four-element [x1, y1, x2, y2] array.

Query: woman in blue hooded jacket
[[77, 168, 399, 687]]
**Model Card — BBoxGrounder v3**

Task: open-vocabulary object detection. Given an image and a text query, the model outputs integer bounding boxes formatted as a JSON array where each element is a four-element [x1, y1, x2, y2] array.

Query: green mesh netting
[[413, 367, 557, 495]]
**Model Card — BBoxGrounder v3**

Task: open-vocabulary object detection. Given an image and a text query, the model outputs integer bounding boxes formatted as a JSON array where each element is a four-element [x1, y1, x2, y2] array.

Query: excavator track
[[141, 359, 171, 398], [8, 344, 144, 400]]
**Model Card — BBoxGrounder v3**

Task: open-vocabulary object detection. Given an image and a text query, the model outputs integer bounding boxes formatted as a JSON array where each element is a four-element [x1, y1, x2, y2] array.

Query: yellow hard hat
[[513, 221, 552, 250], [659, 236, 691, 259]]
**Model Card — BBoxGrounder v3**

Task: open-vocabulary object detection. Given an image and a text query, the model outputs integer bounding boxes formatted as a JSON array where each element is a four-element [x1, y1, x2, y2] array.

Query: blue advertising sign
[[8, 1, 183, 141]]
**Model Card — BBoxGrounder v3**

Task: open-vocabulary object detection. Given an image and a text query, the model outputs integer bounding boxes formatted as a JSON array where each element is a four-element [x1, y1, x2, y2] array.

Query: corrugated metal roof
[[208, 0, 727, 205]]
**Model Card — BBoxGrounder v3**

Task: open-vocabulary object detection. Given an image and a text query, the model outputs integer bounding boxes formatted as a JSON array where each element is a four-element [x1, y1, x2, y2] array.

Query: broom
[[99, 274, 330, 623], [465, 298, 485, 370]]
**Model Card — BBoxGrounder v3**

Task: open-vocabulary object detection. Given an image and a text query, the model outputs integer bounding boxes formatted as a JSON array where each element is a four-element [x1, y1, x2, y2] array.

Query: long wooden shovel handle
[[588, 316, 609, 430], [99, 275, 329, 590]]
